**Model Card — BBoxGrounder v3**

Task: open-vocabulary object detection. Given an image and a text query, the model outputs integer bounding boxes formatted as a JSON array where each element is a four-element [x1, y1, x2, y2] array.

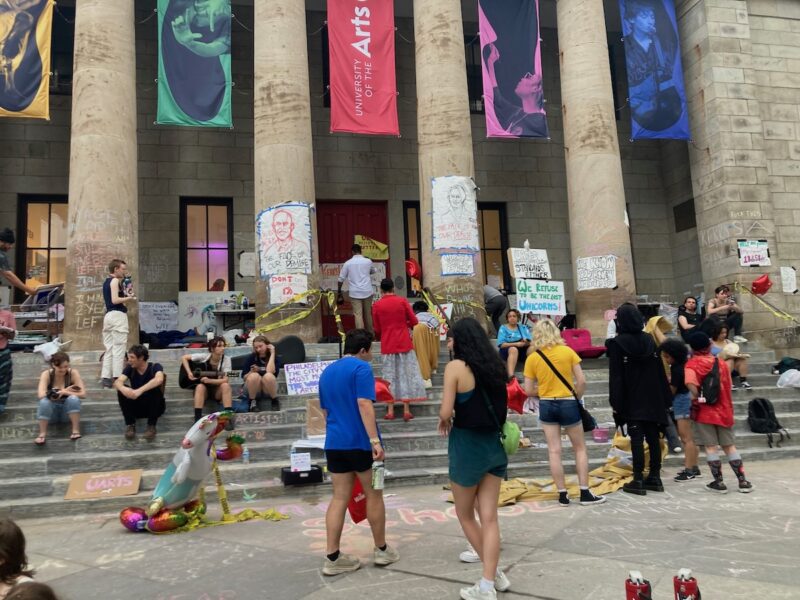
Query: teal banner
[[157, 0, 232, 127]]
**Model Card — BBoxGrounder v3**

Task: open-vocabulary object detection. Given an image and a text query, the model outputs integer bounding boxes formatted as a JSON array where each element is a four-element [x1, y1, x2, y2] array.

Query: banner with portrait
[[619, 0, 690, 140], [479, 0, 548, 138], [328, 0, 399, 135], [0, 0, 54, 120], [157, 0, 232, 127], [256, 203, 313, 277]]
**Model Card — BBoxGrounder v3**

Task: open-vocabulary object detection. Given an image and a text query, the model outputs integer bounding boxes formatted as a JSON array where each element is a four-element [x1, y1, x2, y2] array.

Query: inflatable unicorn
[[120, 411, 244, 533]]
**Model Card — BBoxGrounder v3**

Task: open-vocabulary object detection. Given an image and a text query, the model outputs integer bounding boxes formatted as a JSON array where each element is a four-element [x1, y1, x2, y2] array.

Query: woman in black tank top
[[35, 352, 85, 445]]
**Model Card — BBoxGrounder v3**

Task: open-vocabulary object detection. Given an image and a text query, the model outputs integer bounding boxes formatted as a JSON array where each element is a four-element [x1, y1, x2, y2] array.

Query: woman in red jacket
[[372, 279, 427, 421]]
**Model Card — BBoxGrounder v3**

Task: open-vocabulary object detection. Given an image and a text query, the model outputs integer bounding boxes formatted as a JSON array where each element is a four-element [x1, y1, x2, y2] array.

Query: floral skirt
[[380, 351, 427, 402]]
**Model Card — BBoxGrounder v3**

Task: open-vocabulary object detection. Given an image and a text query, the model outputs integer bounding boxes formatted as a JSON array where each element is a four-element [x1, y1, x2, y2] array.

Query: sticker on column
[[268, 274, 309, 306], [257, 203, 313, 276], [440, 253, 475, 276], [508, 247, 551, 280], [576, 255, 617, 291], [781, 267, 798, 294], [432, 176, 479, 250]]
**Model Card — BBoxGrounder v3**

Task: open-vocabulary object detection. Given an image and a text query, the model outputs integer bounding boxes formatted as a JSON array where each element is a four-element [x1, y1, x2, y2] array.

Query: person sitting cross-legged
[[114, 344, 166, 441]]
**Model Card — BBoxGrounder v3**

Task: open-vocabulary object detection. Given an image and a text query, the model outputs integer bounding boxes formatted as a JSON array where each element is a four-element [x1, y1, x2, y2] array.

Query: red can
[[674, 568, 701, 599], [625, 571, 652, 600]]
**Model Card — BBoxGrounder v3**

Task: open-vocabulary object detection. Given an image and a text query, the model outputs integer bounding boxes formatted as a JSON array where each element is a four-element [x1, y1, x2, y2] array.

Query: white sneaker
[[460, 582, 497, 600], [459, 543, 480, 563], [374, 544, 400, 566], [733, 335, 748, 343], [495, 569, 511, 592], [322, 552, 361, 575], [423, 378, 433, 389]]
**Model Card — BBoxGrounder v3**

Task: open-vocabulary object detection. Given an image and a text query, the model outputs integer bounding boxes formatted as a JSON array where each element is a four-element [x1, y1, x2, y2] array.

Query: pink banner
[[328, 0, 399, 136], [479, 0, 549, 138]]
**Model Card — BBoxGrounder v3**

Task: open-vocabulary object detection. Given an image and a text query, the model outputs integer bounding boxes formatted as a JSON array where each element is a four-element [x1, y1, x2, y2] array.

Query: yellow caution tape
[[733, 281, 798, 323], [254, 289, 325, 334]]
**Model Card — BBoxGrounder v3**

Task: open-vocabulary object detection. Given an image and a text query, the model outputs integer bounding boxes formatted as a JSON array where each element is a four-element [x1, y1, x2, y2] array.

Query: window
[[673, 199, 696, 233], [402, 201, 510, 291], [180, 199, 233, 292], [15, 197, 68, 299], [465, 35, 484, 113], [51, 5, 74, 95]]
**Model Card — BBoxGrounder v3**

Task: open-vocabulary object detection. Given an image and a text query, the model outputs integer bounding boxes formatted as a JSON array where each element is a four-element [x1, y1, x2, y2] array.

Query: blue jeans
[[37, 395, 81, 422], [538, 398, 582, 428]]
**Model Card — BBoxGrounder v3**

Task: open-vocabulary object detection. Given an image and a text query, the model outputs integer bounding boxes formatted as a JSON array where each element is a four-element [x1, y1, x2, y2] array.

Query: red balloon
[[751, 274, 773, 296], [405, 258, 421, 280]]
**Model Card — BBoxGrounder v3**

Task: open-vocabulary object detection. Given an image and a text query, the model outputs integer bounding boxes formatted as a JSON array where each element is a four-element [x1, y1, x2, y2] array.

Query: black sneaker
[[271, 398, 281, 411], [738, 480, 754, 493], [706, 480, 728, 494], [643, 477, 664, 492], [579, 490, 607, 505], [623, 480, 647, 496], [674, 469, 695, 482], [690, 466, 702, 478], [558, 492, 570, 507], [249, 399, 261, 413]]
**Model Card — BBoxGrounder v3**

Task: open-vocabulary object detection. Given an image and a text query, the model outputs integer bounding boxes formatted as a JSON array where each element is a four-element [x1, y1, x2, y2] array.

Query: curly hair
[[658, 338, 688, 364], [0, 519, 33, 585], [530, 319, 564, 351], [451, 318, 506, 390]]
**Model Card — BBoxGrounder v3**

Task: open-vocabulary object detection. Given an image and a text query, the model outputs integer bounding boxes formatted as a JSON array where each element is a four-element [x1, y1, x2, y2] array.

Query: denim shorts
[[538, 398, 582, 428], [37, 395, 81, 423], [672, 392, 692, 420]]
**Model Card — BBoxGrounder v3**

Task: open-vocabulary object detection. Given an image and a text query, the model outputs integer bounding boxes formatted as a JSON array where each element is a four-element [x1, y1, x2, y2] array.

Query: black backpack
[[773, 356, 800, 375], [700, 358, 721, 406], [747, 397, 790, 448]]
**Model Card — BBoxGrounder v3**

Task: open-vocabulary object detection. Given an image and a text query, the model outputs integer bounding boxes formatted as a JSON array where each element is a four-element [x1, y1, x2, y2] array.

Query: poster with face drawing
[[257, 203, 313, 277], [432, 176, 479, 250]]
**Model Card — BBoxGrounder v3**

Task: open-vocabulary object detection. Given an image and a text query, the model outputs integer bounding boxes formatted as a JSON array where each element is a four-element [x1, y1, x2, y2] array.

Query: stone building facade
[[0, 0, 799, 351]]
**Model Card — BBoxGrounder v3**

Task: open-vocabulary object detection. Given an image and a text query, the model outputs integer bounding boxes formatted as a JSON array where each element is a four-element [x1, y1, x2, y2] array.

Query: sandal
[[384, 413, 395, 420], [34, 436, 46, 446], [70, 432, 82, 441]]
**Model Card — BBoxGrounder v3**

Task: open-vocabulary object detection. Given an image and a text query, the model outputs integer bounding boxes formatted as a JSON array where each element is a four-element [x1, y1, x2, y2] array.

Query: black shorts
[[325, 449, 373, 474]]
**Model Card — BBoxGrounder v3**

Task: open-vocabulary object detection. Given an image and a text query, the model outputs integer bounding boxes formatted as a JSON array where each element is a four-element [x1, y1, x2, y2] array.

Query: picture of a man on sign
[[257, 204, 313, 276]]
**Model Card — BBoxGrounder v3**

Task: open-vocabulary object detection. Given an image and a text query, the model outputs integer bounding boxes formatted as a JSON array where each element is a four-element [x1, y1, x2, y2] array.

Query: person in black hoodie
[[606, 303, 672, 495]]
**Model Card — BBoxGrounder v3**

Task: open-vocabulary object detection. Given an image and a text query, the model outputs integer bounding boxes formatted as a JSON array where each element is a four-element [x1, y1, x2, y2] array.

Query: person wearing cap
[[685, 331, 753, 494], [0, 228, 37, 297]]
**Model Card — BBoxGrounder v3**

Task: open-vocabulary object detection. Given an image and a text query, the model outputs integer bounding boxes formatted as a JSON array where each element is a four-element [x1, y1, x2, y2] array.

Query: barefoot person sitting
[[181, 336, 233, 425], [114, 345, 166, 441], [34, 352, 84, 445], [240, 335, 279, 412]]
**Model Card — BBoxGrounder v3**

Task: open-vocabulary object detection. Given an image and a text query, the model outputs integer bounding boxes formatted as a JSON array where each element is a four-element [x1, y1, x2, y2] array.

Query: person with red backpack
[[685, 332, 753, 493]]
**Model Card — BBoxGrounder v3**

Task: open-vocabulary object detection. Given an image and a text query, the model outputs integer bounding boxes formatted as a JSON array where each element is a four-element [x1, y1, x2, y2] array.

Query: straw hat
[[719, 342, 750, 360]]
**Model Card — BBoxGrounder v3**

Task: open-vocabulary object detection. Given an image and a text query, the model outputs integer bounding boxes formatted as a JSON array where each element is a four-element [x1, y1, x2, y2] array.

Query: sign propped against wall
[[139, 302, 179, 333], [737, 239, 771, 267], [65, 469, 142, 500], [508, 248, 551, 280], [516, 279, 566, 316], [432, 176, 479, 250], [576, 255, 617, 291]]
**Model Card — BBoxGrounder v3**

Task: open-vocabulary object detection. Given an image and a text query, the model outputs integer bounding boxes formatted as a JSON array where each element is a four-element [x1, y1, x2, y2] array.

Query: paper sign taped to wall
[[268, 274, 308, 305], [737, 239, 770, 267], [441, 253, 474, 276], [139, 302, 178, 333], [257, 203, 313, 276], [516, 279, 566, 316], [354, 235, 389, 260], [576, 255, 617, 291], [508, 248, 551, 280], [238, 252, 256, 277], [781, 267, 798, 294], [65, 469, 143, 500]]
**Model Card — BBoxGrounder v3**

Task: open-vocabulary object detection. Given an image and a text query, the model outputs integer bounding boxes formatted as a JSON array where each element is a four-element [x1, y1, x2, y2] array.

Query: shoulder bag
[[477, 385, 520, 456], [535, 350, 597, 432]]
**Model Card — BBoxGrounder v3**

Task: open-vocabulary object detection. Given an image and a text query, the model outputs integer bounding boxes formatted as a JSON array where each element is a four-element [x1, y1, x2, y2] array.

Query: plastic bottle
[[316, 353, 321, 362], [242, 296, 249, 310], [372, 461, 385, 490], [242, 445, 250, 464]]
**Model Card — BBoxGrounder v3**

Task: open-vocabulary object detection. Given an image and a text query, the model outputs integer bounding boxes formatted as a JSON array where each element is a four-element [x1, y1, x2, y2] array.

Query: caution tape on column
[[733, 281, 799, 324], [254, 289, 348, 341]]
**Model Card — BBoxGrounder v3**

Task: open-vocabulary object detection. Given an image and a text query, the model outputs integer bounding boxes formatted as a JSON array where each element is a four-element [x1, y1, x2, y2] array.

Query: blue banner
[[619, 0, 690, 140]]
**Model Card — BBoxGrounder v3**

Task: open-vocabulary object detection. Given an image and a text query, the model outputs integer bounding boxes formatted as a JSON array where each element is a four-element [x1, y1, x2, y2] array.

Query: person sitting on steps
[[181, 336, 234, 428], [114, 344, 166, 441], [240, 335, 280, 412], [34, 352, 84, 445], [496, 309, 531, 381]]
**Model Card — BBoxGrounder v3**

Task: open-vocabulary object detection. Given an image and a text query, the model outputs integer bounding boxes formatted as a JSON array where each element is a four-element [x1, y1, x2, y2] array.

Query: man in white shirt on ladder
[[337, 244, 377, 334]]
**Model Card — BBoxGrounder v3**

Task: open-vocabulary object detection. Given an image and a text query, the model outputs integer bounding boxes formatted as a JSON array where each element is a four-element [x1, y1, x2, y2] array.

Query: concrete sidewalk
[[16, 458, 800, 600]]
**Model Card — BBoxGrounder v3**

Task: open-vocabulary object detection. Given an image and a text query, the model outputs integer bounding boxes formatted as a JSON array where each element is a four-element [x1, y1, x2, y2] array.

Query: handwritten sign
[[138, 302, 179, 333], [284, 360, 336, 396], [65, 469, 142, 500], [432, 176, 479, 250], [268, 273, 308, 305], [737, 239, 770, 267], [440, 253, 474, 276], [354, 235, 389, 260], [290, 452, 312, 472], [320, 262, 386, 300], [576, 255, 617, 291], [508, 248, 551, 280], [516, 279, 566, 316], [781, 267, 798, 294]]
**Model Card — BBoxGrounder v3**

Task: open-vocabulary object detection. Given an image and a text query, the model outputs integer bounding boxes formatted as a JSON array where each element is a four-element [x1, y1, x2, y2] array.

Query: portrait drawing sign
[[618, 0, 690, 140], [479, 0, 548, 139], [157, 0, 232, 127], [257, 203, 313, 277], [431, 176, 479, 251]]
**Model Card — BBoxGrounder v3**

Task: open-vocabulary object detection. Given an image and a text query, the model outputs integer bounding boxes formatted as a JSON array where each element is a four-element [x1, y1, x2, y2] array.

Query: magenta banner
[[479, 0, 548, 138]]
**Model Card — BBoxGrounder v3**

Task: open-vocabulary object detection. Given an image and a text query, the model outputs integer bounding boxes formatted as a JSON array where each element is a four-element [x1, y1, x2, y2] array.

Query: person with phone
[[34, 352, 84, 445], [240, 335, 279, 411], [706, 284, 746, 343]]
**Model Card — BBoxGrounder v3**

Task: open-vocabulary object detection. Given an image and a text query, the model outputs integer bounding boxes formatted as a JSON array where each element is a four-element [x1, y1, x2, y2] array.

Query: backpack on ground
[[773, 356, 800, 375], [700, 358, 720, 406], [747, 397, 790, 448]]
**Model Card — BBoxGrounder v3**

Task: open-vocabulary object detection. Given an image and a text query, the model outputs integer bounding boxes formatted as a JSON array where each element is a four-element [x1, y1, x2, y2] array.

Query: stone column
[[252, 1, 321, 342], [63, 0, 138, 351], [413, 0, 484, 325], [558, 0, 637, 336], [677, 0, 780, 335]]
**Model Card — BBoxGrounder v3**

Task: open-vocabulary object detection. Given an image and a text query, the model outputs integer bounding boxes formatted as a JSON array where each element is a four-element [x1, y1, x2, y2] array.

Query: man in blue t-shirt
[[318, 329, 399, 576]]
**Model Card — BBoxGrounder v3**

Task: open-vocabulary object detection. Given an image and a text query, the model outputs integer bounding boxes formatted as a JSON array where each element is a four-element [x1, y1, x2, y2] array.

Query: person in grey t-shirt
[[483, 285, 508, 335]]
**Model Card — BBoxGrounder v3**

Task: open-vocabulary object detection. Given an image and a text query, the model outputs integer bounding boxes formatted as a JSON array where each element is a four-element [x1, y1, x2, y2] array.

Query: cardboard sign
[[576, 255, 617, 291], [138, 302, 179, 333], [516, 279, 566, 316], [508, 248, 551, 280], [306, 398, 327, 436], [290, 452, 312, 472], [65, 469, 143, 500], [737, 239, 770, 267], [284, 360, 336, 395]]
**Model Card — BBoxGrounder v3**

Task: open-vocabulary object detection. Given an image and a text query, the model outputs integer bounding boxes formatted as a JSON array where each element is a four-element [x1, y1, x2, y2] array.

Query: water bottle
[[242, 445, 250, 464], [372, 461, 385, 490], [316, 353, 321, 362], [242, 296, 249, 310]]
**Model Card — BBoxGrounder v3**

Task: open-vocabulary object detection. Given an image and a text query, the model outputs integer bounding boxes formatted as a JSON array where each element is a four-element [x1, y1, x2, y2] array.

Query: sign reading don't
[[65, 469, 143, 500]]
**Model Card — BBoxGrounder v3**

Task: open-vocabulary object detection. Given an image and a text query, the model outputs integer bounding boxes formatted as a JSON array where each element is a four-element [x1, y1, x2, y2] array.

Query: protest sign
[[576, 255, 617, 291], [737, 239, 770, 267], [440, 253, 475, 276], [284, 360, 336, 396], [65, 469, 142, 500], [139, 302, 178, 333], [508, 248, 551, 280], [516, 279, 566, 316]]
